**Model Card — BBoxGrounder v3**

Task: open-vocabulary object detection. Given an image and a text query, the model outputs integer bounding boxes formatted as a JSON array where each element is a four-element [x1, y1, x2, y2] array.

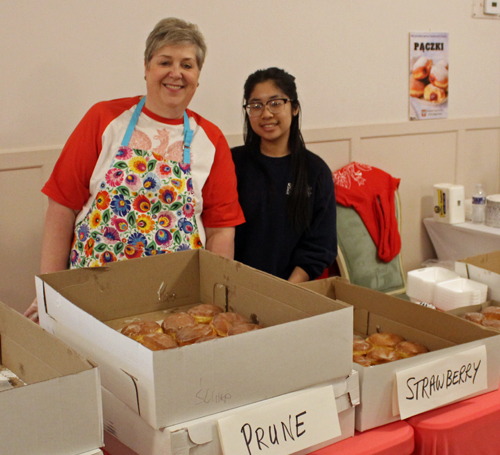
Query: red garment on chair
[[334, 162, 401, 263]]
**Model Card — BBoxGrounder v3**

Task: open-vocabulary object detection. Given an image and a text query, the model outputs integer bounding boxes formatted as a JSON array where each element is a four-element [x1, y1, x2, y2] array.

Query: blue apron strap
[[121, 97, 146, 147], [183, 111, 194, 164]]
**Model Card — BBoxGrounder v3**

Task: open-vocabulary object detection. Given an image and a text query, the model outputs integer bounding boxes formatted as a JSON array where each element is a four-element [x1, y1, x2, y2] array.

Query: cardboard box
[[300, 277, 500, 431], [102, 371, 359, 455], [0, 301, 103, 455], [450, 250, 500, 328], [36, 249, 353, 429], [456, 250, 500, 301]]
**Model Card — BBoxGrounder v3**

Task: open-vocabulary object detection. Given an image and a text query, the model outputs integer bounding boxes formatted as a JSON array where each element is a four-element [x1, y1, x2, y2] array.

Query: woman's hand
[[205, 227, 235, 259], [24, 298, 39, 323], [24, 198, 78, 322], [288, 266, 310, 283]]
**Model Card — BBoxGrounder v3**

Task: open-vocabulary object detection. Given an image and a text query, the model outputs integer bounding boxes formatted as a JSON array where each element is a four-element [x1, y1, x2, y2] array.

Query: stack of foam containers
[[407, 267, 488, 311]]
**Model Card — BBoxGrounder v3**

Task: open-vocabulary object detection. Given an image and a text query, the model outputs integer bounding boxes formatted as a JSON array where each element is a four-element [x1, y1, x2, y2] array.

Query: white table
[[423, 217, 500, 261]]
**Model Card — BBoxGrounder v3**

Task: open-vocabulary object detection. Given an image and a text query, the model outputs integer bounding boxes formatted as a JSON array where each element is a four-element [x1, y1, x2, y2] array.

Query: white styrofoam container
[[434, 278, 488, 310], [102, 372, 360, 455], [407, 267, 460, 303]]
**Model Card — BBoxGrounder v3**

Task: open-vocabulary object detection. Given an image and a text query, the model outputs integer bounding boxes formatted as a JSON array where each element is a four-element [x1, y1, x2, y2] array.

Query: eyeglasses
[[244, 98, 294, 117]]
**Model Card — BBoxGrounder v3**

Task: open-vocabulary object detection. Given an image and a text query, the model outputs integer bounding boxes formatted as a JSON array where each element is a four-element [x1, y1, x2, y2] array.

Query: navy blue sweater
[[231, 145, 337, 280]]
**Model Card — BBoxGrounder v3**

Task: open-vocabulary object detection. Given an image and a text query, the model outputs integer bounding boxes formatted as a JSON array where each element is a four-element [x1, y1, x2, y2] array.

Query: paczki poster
[[409, 32, 449, 120]]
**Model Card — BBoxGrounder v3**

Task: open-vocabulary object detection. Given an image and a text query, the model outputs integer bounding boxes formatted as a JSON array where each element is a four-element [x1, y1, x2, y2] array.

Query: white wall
[[2, 1, 500, 313], [1, 0, 499, 151]]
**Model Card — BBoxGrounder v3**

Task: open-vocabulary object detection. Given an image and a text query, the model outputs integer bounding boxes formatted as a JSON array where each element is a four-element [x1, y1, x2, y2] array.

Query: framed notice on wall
[[409, 32, 449, 120]]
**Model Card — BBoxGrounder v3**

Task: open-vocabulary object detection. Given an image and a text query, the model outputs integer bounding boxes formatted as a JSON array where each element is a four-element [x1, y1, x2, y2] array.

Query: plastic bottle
[[472, 183, 486, 224]]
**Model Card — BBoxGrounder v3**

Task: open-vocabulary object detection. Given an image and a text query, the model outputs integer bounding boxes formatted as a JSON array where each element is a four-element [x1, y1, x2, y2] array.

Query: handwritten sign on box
[[217, 385, 340, 455], [395, 345, 488, 419]]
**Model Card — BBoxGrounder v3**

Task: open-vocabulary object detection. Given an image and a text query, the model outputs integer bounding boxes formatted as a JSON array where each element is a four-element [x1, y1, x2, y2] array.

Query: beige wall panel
[[305, 140, 351, 173], [0, 167, 45, 313], [461, 128, 500, 197], [355, 132, 458, 273]]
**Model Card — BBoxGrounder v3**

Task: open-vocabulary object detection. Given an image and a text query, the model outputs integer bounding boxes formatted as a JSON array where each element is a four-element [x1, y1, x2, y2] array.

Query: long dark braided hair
[[243, 67, 311, 232]]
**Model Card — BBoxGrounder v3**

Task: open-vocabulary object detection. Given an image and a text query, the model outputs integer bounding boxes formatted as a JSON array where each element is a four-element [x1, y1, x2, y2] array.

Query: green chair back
[[336, 191, 407, 295]]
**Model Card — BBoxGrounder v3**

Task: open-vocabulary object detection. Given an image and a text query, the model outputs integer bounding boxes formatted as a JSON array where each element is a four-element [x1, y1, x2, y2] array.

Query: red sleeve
[[42, 97, 140, 210], [201, 133, 245, 228]]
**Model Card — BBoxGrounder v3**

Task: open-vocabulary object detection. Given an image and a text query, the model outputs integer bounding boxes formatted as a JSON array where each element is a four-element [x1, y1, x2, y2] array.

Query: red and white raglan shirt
[[43, 96, 245, 246]]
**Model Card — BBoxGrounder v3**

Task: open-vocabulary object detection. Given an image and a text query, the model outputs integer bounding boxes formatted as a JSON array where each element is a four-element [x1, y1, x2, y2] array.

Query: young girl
[[232, 67, 337, 283]]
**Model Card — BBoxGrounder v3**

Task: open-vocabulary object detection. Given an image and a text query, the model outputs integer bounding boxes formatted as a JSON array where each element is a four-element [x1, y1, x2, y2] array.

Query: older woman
[[24, 18, 244, 321]]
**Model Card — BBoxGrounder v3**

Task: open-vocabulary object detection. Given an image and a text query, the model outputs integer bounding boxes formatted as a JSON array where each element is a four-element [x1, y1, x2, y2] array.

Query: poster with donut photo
[[409, 32, 449, 120]]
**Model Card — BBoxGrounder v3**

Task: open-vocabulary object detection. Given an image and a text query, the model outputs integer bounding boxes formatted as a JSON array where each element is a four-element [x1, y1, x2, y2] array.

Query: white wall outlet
[[473, 0, 500, 18], [484, 0, 500, 14]]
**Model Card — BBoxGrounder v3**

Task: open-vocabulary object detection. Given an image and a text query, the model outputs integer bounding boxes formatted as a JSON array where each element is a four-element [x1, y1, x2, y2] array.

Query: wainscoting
[[2, 116, 499, 313]]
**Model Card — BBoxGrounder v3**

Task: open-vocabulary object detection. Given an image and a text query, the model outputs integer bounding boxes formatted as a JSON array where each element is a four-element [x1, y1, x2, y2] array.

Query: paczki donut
[[176, 324, 216, 346], [353, 339, 373, 356], [429, 64, 448, 90], [227, 322, 262, 336], [366, 346, 405, 363], [410, 76, 426, 98], [121, 321, 163, 342], [463, 312, 485, 325], [188, 303, 223, 324], [481, 306, 500, 321], [482, 319, 500, 329], [395, 340, 429, 358], [161, 312, 197, 338], [412, 56, 433, 80], [424, 84, 446, 103], [211, 312, 251, 337], [140, 332, 178, 351], [367, 332, 405, 348]]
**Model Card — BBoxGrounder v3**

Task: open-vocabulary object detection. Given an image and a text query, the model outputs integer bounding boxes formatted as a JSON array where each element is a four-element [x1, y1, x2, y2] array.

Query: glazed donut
[[429, 65, 448, 90], [410, 76, 426, 98], [481, 307, 500, 321], [412, 56, 433, 80], [395, 341, 429, 358], [121, 321, 163, 341], [367, 346, 405, 363], [227, 322, 262, 336], [194, 334, 220, 343], [424, 84, 446, 103], [176, 324, 216, 346], [463, 312, 485, 325], [211, 312, 251, 337], [353, 355, 375, 367], [367, 332, 405, 348], [188, 303, 223, 324], [161, 312, 197, 338], [482, 319, 500, 329], [353, 339, 373, 356], [140, 332, 178, 351]]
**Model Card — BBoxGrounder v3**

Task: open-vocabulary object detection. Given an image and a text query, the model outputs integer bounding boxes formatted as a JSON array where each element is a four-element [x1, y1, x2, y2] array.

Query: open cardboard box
[[450, 250, 500, 329], [102, 371, 359, 455], [300, 277, 500, 431], [0, 301, 103, 455], [36, 249, 353, 429]]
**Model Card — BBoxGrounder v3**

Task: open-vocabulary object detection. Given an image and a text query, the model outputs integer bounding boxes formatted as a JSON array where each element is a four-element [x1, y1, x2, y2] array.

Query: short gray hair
[[144, 18, 207, 70]]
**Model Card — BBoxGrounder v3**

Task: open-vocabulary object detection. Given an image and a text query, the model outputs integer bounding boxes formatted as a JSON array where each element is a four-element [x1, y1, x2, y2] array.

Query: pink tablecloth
[[102, 421, 414, 455], [309, 421, 414, 455], [407, 386, 500, 455]]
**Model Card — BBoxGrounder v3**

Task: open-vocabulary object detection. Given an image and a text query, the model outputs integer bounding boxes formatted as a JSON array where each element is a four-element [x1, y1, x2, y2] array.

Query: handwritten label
[[395, 345, 488, 419], [217, 385, 340, 455]]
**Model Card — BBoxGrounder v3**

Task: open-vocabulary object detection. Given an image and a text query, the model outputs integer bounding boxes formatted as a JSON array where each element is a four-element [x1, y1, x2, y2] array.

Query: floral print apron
[[70, 97, 202, 268]]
